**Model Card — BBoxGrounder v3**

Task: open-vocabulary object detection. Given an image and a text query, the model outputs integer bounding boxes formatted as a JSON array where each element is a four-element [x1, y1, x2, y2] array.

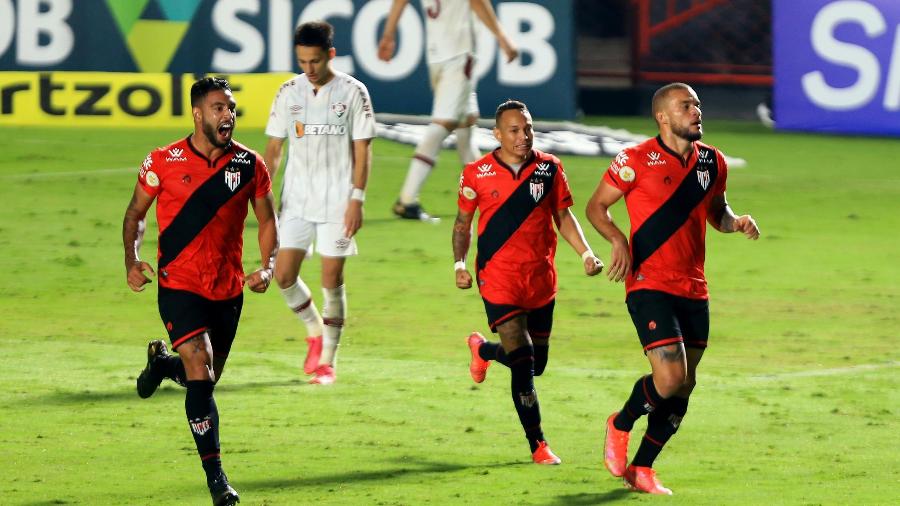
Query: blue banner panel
[[0, 0, 575, 119], [774, 0, 900, 136]]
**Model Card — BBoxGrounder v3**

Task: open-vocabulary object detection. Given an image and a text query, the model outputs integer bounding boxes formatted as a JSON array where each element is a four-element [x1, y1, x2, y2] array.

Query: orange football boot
[[531, 441, 562, 465], [303, 336, 323, 375], [604, 412, 630, 477], [309, 364, 335, 385], [466, 332, 491, 383], [624, 465, 672, 495]]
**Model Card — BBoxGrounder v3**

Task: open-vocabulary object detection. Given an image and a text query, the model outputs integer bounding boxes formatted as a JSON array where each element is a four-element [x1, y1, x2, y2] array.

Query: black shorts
[[157, 286, 243, 357], [625, 289, 709, 352], [482, 298, 554, 337]]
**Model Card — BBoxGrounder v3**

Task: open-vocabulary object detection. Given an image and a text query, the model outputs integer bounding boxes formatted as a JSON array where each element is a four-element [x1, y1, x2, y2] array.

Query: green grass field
[[1, 118, 897, 505]]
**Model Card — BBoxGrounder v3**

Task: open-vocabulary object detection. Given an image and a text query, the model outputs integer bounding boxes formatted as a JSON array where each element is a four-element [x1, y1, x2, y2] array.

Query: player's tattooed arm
[[123, 183, 156, 291], [709, 192, 760, 239], [452, 210, 474, 263]]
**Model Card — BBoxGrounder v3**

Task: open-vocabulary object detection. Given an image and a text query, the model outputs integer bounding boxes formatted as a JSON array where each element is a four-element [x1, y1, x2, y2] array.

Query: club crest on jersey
[[697, 169, 710, 190], [529, 180, 545, 202], [331, 102, 347, 118], [225, 167, 241, 192]]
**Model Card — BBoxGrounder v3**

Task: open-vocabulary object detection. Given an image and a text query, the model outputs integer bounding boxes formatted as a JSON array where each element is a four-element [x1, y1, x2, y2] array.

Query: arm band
[[350, 188, 366, 202]]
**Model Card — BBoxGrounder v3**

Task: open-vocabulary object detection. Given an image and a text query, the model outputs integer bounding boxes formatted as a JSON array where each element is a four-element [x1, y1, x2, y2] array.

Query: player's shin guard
[[614, 375, 666, 432], [508, 345, 543, 452], [454, 125, 479, 164], [399, 123, 450, 204], [185, 380, 222, 485], [477, 341, 509, 366], [533, 344, 549, 376], [321, 285, 346, 366], [281, 278, 324, 337], [631, 396, 689, 468]]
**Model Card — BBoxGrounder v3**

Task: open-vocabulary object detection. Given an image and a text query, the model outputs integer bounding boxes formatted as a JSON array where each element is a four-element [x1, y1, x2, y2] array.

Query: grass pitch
[[0, 118, 897, 505]]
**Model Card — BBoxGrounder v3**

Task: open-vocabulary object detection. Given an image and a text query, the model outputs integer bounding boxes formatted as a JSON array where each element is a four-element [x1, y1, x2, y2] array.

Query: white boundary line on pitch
[[0, 167, 136, 180], [749, 361, 899, 381]]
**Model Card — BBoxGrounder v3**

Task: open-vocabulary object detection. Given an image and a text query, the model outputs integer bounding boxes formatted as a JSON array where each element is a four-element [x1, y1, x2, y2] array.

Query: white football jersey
[[266, 71, 375, 223], [420, 0, 476, 64]]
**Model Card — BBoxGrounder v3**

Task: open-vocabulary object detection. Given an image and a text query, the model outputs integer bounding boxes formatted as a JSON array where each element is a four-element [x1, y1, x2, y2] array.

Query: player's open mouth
[[218, 123, 233, 136]]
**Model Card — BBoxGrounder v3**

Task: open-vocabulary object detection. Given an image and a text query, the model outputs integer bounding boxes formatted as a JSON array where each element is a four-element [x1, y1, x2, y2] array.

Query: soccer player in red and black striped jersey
[[122, 77, 277, 506], [586, 83, 760, 495], [454, 100, 604, 464]]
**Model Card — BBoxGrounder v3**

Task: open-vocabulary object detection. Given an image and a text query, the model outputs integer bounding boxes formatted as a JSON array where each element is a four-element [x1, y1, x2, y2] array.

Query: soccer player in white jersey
[[378, 0, 519, 221], [264, 21, 375, 385]]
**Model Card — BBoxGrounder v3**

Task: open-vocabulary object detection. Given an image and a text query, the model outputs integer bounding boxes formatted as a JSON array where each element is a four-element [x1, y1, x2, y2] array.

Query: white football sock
[[399, 123, 451, 205], [320, 285, 346, 366], [280, 278, 323, 337], [455, 125, 480, 164]]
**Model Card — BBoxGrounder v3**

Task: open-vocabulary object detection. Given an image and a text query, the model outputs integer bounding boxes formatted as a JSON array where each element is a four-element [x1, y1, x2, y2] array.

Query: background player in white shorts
[[378, 0, 519, 221], [264, 21, 375, 385]]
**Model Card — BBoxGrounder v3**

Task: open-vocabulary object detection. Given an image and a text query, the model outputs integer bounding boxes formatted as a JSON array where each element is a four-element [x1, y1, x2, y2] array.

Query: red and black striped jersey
[[604, 136, 727, 299], [458, 149, 573, 307], [137, 136, 272, 300]]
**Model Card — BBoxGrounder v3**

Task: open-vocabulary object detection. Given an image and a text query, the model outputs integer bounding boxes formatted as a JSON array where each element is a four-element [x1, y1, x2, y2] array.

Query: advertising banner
[[774, 0, 900, 136], [0, 0, 575, 121]]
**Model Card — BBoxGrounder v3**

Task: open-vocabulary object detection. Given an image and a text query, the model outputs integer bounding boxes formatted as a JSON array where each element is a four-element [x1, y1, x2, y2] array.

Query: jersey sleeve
[[715, 149, 728, 194], [264, 83, 290, 139], [553, 161, 574, 210], [350, 82, 376, 141], [602, 149, 637, 194], [137, 150, 162, 197], [254, 156, 273, 198], [457, 166, 479, 214]]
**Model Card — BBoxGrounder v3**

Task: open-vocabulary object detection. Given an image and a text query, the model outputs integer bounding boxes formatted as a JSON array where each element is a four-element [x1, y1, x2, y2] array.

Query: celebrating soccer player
[[263, 21, 375, 385], [586, 82, 760, 495], [453, 100, 604, 464], [379, 0, 519, 221], [123, 77, 277, 505]]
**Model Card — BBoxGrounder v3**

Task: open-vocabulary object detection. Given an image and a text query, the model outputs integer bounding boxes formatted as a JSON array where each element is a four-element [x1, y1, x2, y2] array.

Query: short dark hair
[[294, 21, 334, 50], [494, 99, 529, 125], [652, 82, 692, 115], [190, 77, 231, 107]]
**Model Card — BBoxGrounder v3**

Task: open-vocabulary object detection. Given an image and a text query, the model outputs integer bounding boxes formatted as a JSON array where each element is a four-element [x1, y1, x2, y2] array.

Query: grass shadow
[[549, 488, 631, 505]]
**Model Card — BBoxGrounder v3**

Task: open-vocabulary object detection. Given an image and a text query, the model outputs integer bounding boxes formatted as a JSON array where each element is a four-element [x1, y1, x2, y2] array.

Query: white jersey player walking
[[378, 0, 518, 221], [264, 21, 375, 385]]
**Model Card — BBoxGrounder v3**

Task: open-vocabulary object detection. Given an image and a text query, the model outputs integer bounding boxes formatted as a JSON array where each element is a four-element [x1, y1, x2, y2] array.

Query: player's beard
[[672, 123, 702, 142], [203, 119, 231, 148]]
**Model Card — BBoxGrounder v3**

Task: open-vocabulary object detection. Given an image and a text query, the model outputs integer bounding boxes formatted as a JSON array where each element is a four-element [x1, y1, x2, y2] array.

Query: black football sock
[[533, 344, 549, 376], [508, 345, 543, 452], [159, 355, 187, 387], [631, 395, 690, 468], [185, 380, 223, 485], [478, 340, 509, 366], [614, 375, 665, 432]]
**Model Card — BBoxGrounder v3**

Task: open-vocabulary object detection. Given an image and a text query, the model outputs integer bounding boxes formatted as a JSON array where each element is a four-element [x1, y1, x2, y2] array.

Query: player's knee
[[654, 371, 687, 398], [182, 353, 214, 381], [676, 376, 696, 397]]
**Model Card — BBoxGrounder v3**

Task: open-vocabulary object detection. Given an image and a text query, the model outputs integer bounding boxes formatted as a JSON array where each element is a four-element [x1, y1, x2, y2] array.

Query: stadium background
[[1, 1, 898, 505]]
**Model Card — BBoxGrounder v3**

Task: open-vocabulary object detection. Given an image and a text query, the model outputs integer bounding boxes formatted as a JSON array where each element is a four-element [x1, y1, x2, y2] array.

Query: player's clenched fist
[[126, 261, 155, 292], [243, 268, 272, 293], [584, 254, 604, 277], [456, 268, 473, 289]]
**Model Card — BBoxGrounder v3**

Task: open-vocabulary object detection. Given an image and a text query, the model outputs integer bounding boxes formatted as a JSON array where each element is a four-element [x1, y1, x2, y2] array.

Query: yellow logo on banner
[[105, 0, 200, 72], [0, 72, 294, 129]]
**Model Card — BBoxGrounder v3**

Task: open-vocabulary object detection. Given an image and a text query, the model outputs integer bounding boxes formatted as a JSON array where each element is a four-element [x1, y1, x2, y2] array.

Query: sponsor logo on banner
[[697, 169, 710, 190], [166, 148, 187, 162], [225, 167, 241, 192], [530, 180, 545, 202]]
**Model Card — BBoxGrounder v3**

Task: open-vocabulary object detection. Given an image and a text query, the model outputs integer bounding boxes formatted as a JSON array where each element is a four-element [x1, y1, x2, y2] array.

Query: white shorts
[[279, 216, 358, 257], [429, 53, 479, 122]]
